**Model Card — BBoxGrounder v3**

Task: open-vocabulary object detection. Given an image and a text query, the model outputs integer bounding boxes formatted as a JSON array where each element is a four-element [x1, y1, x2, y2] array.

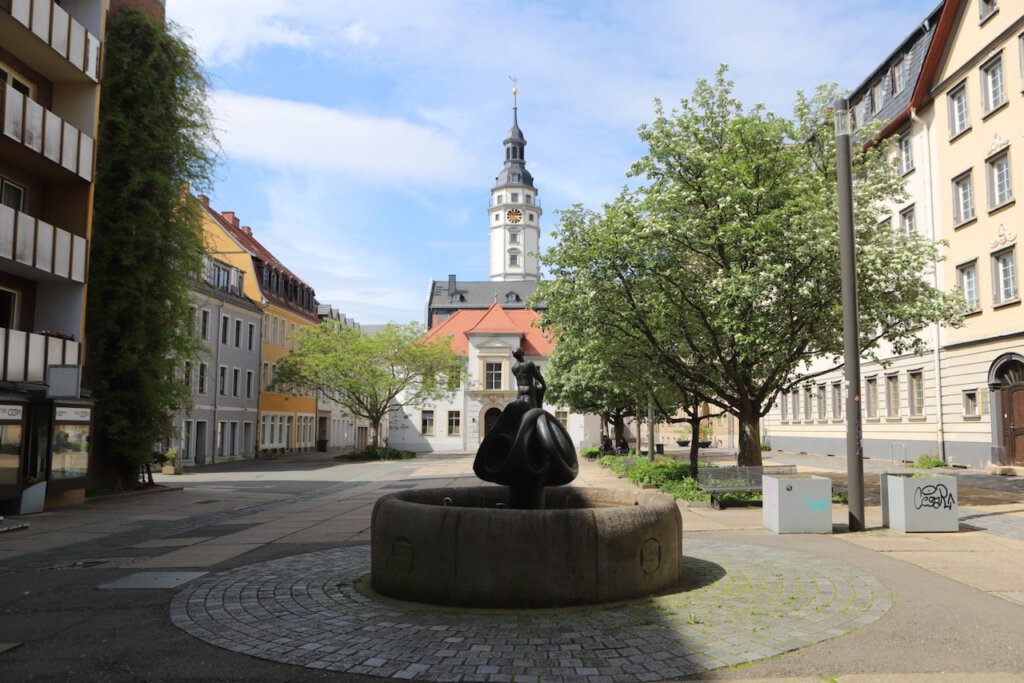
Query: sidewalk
[[0, 449, 1021, 681]]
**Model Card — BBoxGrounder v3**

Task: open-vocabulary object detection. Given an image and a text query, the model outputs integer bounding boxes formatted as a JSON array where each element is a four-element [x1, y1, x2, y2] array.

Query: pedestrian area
[[1, 451, 1023, 681]]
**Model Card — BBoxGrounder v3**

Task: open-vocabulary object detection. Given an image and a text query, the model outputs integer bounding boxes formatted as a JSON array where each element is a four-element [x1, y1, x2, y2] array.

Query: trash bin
[[762, 474, 832, 534]]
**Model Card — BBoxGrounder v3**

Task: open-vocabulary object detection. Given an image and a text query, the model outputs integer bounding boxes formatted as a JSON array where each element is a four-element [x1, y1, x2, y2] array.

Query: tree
[[539, 66, 962, 467], [86, 9, 216, 488], [275, 321, 463, 448]]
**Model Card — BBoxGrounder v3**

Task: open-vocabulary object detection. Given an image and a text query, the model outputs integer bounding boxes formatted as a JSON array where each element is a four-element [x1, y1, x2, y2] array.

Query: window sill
[[982, 101, 1009, 121], [885, 417, 902, 423], [964, 307, 983, 318], [988, 198, 1015, 215], [901, 166, 916, 178], [993, 297, 1021, 310], [908, 415, 928, 422], [866, 417, 880, 423], [949, 126, 972, 143], [962, 415, 982, 421], [953, 216, 977, 230]]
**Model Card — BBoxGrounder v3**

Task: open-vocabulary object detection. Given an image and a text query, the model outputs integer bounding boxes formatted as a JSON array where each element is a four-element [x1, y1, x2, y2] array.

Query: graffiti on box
[[913, 483, 955, 511]]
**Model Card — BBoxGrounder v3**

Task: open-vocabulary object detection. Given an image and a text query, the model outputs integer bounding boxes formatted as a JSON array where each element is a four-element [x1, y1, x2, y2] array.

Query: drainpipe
[[910, 107, 947, 463], [212, 300, 223, 464]]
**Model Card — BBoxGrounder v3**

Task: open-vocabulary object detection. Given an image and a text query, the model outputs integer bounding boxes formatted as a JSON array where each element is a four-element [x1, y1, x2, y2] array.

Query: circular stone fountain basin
[[370, 486, 682, 608]]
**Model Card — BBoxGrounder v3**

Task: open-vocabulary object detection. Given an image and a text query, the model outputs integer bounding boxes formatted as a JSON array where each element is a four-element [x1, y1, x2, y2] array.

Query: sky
[[165, 0, 941, 325]]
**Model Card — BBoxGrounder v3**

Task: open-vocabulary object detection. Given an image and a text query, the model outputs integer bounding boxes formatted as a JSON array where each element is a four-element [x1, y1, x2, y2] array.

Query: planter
[[763, 474, 832, 534], [19, 481, 48, 515], [162, 465, 184, 475], [885, 474, 958, 532]]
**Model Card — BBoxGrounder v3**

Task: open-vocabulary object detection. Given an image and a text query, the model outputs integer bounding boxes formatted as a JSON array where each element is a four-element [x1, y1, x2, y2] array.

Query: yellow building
[[195, 196, 320, 455]]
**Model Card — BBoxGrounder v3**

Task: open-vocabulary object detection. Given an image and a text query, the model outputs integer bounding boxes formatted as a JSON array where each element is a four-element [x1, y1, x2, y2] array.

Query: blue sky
[[166, 0, 941, 325]]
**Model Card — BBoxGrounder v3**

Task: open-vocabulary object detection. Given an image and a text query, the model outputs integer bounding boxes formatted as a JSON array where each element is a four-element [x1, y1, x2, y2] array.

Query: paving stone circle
[[171, 540, 891, 681]]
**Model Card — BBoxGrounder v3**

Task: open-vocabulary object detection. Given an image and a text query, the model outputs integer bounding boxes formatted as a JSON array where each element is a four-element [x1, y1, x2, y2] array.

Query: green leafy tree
[[275, 321, 464, 448], [85, 9, 216, 488], [540, 66, 962, 467]]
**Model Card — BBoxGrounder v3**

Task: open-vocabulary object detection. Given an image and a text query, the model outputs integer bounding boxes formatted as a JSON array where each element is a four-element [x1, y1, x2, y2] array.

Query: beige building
[[765, 0, 1024, 471]]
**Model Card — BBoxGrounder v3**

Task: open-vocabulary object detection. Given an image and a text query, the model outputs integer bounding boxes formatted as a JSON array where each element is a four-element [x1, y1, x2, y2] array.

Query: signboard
[[47, 365, 81, 399], [56, 407, 91, 422], [0, 404, 24, 421]]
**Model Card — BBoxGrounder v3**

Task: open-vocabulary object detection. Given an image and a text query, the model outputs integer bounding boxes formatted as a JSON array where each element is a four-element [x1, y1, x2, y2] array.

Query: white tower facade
[[489, 98, 541, 281]]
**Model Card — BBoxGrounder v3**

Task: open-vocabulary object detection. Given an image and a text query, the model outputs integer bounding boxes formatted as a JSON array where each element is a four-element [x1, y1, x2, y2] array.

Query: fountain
[[371, 348, 682, 608]]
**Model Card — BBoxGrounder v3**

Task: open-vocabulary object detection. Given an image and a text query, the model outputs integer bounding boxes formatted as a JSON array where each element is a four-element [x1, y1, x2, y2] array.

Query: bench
[[697, 464, 797, 510], [675, 439, 712, 448]]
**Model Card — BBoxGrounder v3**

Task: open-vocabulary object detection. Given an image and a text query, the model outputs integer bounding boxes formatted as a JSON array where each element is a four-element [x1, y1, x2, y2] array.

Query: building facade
[[315, 304, 371, 451], [765, 0, 1024, 471], [0, 0, 105, 511]]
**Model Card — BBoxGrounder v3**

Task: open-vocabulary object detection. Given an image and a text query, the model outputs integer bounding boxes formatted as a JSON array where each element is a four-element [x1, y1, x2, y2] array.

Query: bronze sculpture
[[473, 347, 578, 508]]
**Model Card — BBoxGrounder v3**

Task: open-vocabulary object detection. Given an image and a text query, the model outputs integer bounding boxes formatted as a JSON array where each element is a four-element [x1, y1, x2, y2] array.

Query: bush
[[760, 442, 771, 451], [911, 454, 944, 469], [580, 447, 601, 460], [627, 459, 691, 486]]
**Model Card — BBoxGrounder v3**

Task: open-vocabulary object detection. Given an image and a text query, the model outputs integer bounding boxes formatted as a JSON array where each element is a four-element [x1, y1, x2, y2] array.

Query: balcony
[[2, 85, 94, 182], [2, 0, 101, 82], [0, 204, 88, 283], [0, 328, 79, 383]]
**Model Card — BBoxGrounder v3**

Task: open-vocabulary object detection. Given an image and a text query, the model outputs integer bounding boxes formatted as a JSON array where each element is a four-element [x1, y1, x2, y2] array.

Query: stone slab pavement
[[0, 449, 1020, 681]]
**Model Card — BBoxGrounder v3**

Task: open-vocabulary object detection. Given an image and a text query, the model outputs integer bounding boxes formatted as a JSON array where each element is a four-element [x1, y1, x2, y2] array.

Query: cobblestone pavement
[[171, 540, 891, 681]]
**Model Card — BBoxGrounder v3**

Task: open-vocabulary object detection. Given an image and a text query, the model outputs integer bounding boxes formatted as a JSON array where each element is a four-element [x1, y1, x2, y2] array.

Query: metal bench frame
[[697, 464, 797, 510]]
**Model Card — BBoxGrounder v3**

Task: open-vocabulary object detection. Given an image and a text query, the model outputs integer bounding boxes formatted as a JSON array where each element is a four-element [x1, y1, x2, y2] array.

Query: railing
[[0, 204, 88, 282], [1, 85, 94, 181], [490, 195, 542, 209], [0, 328, 79, 383], [8, 0, 101, 80]]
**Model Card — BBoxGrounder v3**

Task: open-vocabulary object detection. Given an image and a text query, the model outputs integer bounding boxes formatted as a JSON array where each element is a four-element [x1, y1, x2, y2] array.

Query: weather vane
[[509, 75, 518, 107]]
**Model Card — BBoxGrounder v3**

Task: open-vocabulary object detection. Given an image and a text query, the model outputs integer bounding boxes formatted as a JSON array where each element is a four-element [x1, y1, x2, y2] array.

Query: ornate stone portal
[[371, 347, 682, 608]]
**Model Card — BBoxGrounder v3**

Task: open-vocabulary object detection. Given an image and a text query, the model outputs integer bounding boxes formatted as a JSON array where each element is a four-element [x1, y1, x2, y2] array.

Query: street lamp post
[[834, 97, 865, 531]]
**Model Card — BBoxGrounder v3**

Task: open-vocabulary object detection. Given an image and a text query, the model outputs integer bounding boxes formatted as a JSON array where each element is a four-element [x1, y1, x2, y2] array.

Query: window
[[909, 371, 924, 417], [496, 194, 503, 204], [992, 248, 1018, 304], [511, 192, 519, 202], [262, 362, 269, 389], [447, 411, 461, 436], [781, 392, 789, 421], [219, 366, 227, 396], [246, 370, 254, 399], [230, 422, 238, 456], [528, 213, 534, 221], [485, 362, 503, 390], [421, 410, 434, 435], [509, 253, 519, 267], [233, 320, 242, 347], [221, 315, 229, 344], [290, 323, 295, 350], [248, 323, 256, 351], [198, 363, 208, 394], [898, 133, 913, 174], [232, 368, 240, 397], [865, 377, 878, 418], [886, 375, 900, 417], [817, 385, 826, 420], [981, 55, 1005, 113], [831, 382, 842, 420], [509, 231, 519, 244], [891, 57, 907, 95], [899, 205, 916, 236], [803, 385, 812, 420], [201, 310, 210, 340], [791, 391, 799, 421], [957, 261, 980, 310], [963, 389, 979, 417], [948, 83, 969, 137], [556, 410, 568, 429], [272, 317, 278, 346], [217, 422, 226, 457], [0, 288, 14, 328], [870, 82, 881, 114], [1, 178, 25, 211], [184, 361, 193, 388], [953, 172, 974, 224], [525, 194, 532, 205], [494, 213, 499, 223], [980, 0, 997, 22], [987, 151, 1012, 209]]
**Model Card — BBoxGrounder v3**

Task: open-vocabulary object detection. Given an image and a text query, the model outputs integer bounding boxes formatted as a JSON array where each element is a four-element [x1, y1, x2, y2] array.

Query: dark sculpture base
[[371, 486, 683, 608]]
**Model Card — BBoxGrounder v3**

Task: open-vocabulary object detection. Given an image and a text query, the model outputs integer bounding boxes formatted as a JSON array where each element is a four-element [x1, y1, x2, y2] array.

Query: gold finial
[[509, 75, 519, 106]]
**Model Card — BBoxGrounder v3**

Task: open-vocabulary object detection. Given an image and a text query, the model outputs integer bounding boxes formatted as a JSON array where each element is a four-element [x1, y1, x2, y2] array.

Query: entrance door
[[1004, 385, 1024, 467], [483, 408, 501, 438], [194, 422, 208, 465]]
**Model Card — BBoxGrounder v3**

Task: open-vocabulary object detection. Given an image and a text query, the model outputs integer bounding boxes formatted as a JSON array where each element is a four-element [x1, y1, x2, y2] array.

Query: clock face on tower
[[506, 209, 523, 224]]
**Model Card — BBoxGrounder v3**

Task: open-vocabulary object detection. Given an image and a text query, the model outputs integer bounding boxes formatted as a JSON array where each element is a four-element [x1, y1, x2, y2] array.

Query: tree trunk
[[737, 403, 762, 466], [688, 416, 702, 477], [613, 414, 625, 442], [647, 391, 656, 463], [634, 399, 642, 454], [370, 419, 380, 449]]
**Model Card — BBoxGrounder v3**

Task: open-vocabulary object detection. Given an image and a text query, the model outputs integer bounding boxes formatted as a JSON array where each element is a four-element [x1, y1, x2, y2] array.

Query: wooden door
[[483, 408, 501, 438], [1006, 385, 1024, 467]]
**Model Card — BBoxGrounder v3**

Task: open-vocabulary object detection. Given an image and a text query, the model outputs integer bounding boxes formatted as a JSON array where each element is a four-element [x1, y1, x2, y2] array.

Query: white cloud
[[211, 91, 477, 185]]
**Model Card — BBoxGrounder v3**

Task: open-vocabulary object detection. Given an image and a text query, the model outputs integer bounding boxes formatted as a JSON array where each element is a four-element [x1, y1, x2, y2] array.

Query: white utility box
[[762, 474, 832, 534], [885, 474, 958, 532]]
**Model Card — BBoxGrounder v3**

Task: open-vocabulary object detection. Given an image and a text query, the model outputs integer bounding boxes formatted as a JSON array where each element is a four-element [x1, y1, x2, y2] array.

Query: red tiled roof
[[423, 303, 554, 357]]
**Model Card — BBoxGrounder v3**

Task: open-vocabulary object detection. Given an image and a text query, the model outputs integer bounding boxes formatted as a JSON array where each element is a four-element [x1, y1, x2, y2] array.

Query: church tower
[[489, 84, 541, 281]]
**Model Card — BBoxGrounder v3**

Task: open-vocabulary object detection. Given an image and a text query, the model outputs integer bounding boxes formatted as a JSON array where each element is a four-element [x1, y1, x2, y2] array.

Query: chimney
[[448, 274, 457, 297], [242, 226, 253, 236], [197, 194, 209, 207], [222, 211, 240, 228]]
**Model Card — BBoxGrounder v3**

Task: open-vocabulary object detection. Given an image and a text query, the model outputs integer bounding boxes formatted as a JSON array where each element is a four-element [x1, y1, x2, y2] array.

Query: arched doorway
[[482, 407, 502, 441], [989, 354, 1024, 467]]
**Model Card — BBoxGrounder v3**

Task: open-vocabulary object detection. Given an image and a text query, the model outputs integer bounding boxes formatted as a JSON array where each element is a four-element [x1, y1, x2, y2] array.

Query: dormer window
[[505, 291, 521, 303]]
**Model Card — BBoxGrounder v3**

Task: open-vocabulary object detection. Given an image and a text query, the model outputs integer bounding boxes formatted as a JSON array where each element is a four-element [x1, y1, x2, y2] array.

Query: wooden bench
[[697, 464, 797, 510]]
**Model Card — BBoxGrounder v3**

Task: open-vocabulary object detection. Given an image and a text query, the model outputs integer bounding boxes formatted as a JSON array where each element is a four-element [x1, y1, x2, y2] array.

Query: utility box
[[885, 474, 959, 533], [763, 474, 832, 534]]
